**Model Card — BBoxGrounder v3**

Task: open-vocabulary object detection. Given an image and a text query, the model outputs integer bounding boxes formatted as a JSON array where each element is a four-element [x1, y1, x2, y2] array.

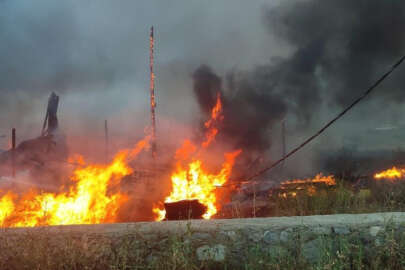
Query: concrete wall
[[2, 212, 405, 264]]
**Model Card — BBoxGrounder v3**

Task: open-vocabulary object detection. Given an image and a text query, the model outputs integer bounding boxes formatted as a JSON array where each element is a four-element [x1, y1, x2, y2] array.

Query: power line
[[244, 54, 405, 182]]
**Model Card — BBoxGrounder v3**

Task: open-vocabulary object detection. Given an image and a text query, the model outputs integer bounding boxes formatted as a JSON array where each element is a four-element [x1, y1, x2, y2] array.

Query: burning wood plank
[[163, 200, 207, 220]]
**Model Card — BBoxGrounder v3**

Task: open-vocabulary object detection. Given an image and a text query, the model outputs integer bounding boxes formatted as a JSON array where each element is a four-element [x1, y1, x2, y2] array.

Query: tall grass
[[260, 178, 405, 218]]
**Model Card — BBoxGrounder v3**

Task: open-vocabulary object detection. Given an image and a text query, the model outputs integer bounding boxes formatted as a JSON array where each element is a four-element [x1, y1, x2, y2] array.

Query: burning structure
[[0, 27, 243, 226], [0, 137, 150, 227], [0, 92, 67, 180], [41, 92, 60, 136], [1, 11, 404, 228], [0, 87, 240, 226], [153, 93, 242, 221]]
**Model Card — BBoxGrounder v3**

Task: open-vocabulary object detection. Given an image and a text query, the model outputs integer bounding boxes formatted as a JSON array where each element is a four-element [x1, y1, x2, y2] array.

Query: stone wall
[[1, 212, 405, 265]]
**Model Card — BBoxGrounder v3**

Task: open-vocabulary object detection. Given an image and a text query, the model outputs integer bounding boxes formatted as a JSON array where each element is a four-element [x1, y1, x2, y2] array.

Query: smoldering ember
[[1, 1, 405, 269]]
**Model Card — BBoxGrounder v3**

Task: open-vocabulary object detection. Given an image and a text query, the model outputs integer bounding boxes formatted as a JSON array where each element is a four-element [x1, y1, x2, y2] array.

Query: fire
[[152, 207, 166, 221], [0, 137, 149, 228], [281, 174, 336, 186], [68, 154, 86, 166], [0, 193, 15, 225], [164, 148, 241, 220], [279, 174, 336, 198], [374, 166, 405, 180], [202, 93, 223, 148], [154, 93, 241, 220], [153, 144, 241, 220]]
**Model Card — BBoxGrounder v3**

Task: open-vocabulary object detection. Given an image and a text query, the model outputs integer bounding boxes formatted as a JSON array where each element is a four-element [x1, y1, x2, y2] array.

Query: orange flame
[[202, 93, 223, 148], [281, 174, 336, 186], [374, 166, 405, 180], [153, 93, 241, 220], [279, 174, 335, 198], [0, 193, 15, 225], [0, 137, 149, 228], [67, 154, 85, 166], [152, 206, 166, 221], [164, 149, 241, 220]]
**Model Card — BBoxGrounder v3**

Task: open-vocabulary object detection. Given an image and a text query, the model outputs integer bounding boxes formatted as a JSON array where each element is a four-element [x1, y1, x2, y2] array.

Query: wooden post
[[11, 128, 16, 178], [104, 120, 109, 163], [149, 26, 157, 159]]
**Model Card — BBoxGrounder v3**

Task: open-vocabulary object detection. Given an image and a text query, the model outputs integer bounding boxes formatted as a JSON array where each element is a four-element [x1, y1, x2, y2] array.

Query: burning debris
[[281, 174, 336, 188], [153, 93, 242, 221], [163, 200, 207, 220], [374, 167, 405, 181], [222, 174, 336, 217], [41, 92, 60, 136], [0, 87, 242, 226], [278, 174, 336, 198], [0, 92, 67, 179], [0, 136, 150, 227], [0, 11, 404, 229]]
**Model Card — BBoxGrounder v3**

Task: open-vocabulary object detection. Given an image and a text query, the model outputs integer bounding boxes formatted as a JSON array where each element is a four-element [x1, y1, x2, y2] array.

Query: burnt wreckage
[[0, 92, 67, 178]]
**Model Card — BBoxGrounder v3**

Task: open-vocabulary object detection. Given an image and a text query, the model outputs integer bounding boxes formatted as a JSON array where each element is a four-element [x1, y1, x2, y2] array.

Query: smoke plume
[[263, 0, 405, 107], [193, 65, 287, 160], [1, 0, 404, 175]]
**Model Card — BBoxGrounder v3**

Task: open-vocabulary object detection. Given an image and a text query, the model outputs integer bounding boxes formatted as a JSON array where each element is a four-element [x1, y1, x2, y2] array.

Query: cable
[[243, 54, 405, 182]]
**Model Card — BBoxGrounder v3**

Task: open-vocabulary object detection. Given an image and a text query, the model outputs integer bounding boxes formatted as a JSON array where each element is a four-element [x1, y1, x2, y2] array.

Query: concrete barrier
[[1, 212, 405, 266]]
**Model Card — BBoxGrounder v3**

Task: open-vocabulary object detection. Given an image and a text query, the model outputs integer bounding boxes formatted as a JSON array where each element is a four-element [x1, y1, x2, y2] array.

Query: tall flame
[[0, 137, 149, 228], [202, 92, 223, 148], [153, 93, 240, 220], [374, 166, 405, 181], [160, 144, 241, 220]]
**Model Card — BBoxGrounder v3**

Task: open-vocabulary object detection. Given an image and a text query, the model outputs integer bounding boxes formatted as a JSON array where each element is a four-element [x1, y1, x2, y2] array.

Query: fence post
[[11, 128, 16, 178]]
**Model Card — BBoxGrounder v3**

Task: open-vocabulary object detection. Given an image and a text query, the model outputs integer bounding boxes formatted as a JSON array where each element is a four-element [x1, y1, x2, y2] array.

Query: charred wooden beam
[[11, 128, 16, 178], [164, 200, 207, 220], [42, 92, 59, 136]]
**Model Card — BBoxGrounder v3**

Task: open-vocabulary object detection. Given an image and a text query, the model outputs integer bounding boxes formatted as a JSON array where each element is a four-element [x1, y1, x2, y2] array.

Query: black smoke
[[193, 0, 405, 173], [1, 0, 405, 171], [263, 0, 405, 107], [193, 65, 287, 159]]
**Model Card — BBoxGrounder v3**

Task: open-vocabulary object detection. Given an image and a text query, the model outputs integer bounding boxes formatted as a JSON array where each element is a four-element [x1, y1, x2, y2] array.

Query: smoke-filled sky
[[1, 0, 405, 174]]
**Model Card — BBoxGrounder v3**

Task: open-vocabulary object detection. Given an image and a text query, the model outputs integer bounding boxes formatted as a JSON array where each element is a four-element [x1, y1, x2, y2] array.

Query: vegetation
[[231, 177, 405, 218], [270, 178, 405, 217]]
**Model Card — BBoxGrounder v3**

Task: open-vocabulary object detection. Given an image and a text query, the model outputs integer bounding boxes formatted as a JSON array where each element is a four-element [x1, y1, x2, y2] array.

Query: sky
[[1, 0, 405, 174]]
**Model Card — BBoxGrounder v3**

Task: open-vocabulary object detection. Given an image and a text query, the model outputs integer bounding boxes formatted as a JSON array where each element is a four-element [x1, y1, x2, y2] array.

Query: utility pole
[[149, 26, 157, 159], [11, 128, 16, 178]]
